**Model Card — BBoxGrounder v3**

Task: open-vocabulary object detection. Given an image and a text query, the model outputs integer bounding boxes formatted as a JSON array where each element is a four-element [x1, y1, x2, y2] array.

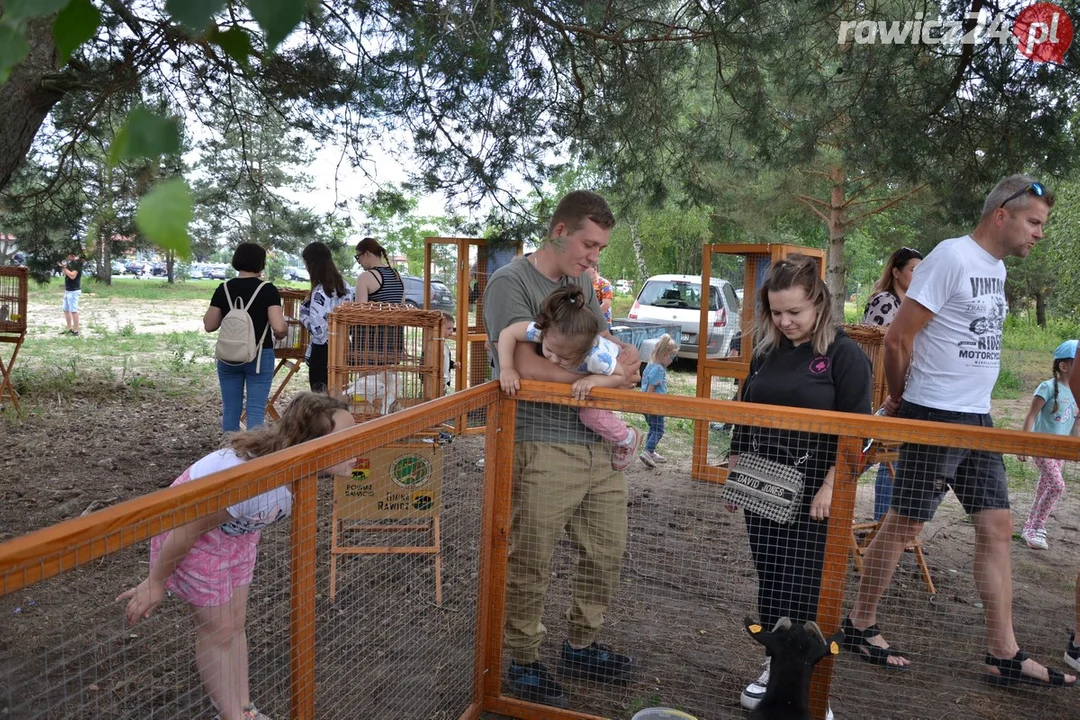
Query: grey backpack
[[216, 280, 270, 372]]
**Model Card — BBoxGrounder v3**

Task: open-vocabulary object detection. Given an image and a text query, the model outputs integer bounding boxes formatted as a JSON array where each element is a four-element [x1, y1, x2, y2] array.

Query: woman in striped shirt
[[353, 237, 405, 364]]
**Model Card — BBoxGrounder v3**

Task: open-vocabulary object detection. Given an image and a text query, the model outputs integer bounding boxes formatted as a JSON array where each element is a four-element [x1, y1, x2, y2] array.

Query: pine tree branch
[[795, 195, 830, 224], [846, 185, 927, 226]]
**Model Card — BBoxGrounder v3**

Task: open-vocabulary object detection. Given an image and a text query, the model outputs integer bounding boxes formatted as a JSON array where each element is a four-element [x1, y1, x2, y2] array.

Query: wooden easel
[[328, 442, 444, 605], [0, 267, 28, 412], [239, 288, 310, 426]]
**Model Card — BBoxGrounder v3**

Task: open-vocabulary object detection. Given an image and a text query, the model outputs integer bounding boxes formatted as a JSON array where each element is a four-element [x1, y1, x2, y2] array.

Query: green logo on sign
[[390, 454, 432, 488]]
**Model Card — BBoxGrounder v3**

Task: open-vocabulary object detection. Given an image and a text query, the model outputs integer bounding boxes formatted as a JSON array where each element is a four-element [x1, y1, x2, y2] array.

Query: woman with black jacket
[[730, 254, 872, 715]]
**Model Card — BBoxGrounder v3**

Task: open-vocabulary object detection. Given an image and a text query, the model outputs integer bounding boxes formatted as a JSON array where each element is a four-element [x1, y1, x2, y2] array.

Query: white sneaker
[[740, 658, 833, 719], [648, 450, 668, 463], [740, 657, 770, 709], [639, 450, 656, 468], [1023, 528, 1048, 550]]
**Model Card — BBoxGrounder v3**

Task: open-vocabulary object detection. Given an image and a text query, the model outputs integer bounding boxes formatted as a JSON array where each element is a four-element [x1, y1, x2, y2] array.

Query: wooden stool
[[850, 454, 936, 594]]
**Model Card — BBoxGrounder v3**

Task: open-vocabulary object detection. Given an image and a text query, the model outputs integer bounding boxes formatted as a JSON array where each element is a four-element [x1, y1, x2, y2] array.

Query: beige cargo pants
[[504, 441, 628, 664]]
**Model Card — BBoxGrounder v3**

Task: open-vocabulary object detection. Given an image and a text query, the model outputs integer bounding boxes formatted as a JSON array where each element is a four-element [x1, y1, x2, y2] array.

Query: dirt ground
[[3, 299, 1080, 718]]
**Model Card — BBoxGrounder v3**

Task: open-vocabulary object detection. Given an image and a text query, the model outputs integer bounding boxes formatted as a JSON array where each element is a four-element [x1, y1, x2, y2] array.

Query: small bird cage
[[327, 302, 445, 422], [0, 266, 29, 335], [274, 288, 310, 360]]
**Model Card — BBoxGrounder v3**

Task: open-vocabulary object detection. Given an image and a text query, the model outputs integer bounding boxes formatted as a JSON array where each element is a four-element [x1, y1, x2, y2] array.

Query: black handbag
[[722, 438, 810, 525]]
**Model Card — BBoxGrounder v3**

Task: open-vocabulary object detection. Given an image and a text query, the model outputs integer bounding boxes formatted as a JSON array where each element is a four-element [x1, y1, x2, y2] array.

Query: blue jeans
[[873, 463, 893, 521], [217, 348, 276, 432], [644, 414, 665, 452]]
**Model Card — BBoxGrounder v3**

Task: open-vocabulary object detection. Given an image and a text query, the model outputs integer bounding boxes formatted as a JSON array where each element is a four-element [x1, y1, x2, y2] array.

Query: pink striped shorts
[[150, 525, 260, 607]]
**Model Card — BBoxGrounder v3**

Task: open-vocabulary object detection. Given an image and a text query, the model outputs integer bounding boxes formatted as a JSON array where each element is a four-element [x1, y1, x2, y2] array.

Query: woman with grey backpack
[[204, 243, 288, 432]]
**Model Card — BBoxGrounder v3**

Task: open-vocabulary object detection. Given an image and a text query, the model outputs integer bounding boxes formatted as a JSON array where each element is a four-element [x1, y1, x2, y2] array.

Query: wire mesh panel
[[316, 430, 484, 718], [482, 386, 1080, 720], [0, 389, 493, 720], [326, 302, 445, 422], [0, 459, 307, 719]]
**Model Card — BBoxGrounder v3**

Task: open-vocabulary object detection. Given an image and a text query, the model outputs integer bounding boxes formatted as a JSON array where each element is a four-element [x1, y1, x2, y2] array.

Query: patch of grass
[[1004, 455, 1040, 491], [8, 328, 216, 406], [28, 277, 220, 303], [992, 364, 1024, 399]]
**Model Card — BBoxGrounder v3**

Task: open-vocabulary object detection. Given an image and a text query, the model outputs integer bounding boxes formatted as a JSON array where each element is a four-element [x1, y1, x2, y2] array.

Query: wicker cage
[[327, 302, 446, 421], [274, 288, 310, 359], [0, 266, 29, 335], [841, 323, 887, 411]]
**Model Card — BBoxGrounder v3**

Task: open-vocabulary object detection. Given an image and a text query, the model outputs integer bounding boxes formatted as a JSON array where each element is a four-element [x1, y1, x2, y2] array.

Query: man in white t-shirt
[[843, 175, 1074, 687]]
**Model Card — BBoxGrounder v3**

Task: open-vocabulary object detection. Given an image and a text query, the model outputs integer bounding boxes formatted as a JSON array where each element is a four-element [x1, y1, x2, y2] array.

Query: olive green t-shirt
[[483, 255, 609, 444]]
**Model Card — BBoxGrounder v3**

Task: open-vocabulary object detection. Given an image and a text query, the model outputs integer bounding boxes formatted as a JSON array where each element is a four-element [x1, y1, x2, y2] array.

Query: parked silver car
[[628, 274, 741, 360]]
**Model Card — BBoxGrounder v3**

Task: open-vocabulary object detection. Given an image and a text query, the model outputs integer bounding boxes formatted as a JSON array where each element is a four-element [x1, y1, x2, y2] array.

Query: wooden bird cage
[[0, 266, 28, 411], [255, 288, 314, 423], [692, 244, 825, 483], [326, 302, 445, 422], [0, 266, 28, 336], [274, 288, 310, 360]]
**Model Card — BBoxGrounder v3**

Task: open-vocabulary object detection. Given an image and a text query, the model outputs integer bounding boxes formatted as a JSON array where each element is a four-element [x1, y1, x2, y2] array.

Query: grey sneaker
[[639, 450, 657, 468]]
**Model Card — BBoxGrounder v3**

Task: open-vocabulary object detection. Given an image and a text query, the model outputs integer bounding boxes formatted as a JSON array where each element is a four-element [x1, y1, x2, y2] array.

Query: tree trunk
[[166, 249, 175, 284], [826, 166, 848, 325], [629, 219, 649, 284], [1035, 292, 1047, 327], [0, 17, 62, 191]]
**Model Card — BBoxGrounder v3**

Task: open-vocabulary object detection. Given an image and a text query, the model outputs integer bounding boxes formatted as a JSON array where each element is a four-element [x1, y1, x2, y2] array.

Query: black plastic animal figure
[[745, 617, 843, 720]]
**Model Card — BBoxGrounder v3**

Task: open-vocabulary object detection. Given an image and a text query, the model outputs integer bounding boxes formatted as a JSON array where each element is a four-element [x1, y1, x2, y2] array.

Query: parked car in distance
[[125, 259, 150, 276], [614, 279, 633, 294], [401, 275, 455, 313], [629, 274, 741, 361], [283, 266, 310, 282], [110, 261, 125, 276], [208, 264, 228, 280]]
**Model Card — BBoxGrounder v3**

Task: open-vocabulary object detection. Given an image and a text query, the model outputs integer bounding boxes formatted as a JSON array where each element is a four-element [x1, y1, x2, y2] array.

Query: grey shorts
[[891, 400, 1009, 523]]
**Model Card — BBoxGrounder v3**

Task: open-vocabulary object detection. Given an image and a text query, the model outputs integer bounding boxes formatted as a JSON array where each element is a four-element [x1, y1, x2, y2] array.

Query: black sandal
[[841, 617, 909, 671], [984, 650, 1075, 688]]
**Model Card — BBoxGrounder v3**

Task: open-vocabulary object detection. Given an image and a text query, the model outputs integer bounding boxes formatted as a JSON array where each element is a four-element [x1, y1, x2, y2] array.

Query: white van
[[628, 274, 741, 360]]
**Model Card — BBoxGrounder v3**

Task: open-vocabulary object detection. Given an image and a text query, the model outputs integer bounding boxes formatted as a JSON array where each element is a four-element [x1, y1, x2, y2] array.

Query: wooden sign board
[[334, 443, 443, 520]]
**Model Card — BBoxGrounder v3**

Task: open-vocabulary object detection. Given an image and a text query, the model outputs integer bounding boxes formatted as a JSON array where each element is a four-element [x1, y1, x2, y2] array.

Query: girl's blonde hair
[[651, 334, 677, 363], [534, 285, 599, 367], [228, 392, 350, 460], [753, 254, 834, 357]]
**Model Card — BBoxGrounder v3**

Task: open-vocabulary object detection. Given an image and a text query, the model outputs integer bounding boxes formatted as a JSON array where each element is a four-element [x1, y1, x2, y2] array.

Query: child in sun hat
[[1018, 339, 1078, 550]]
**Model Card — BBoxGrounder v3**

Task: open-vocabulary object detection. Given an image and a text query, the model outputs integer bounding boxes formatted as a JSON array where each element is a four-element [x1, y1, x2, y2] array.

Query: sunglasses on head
[[998, 181, 1045, 210], [897, 246, 923, 261]]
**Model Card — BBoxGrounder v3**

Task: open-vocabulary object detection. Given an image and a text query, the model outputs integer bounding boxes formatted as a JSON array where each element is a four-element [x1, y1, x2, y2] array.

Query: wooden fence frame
[[3, 380, 1080, 720]]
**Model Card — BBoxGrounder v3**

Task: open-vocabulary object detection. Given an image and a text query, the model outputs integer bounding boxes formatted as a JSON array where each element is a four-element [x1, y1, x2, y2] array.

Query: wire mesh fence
[[3, 383, 1080, 720], [0, 388, 492, 720]]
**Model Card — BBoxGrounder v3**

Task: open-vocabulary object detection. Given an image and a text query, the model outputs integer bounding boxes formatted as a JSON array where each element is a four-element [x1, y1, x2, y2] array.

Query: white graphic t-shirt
[[904, 235, 1005, 414], [182, 449, 293, 536]]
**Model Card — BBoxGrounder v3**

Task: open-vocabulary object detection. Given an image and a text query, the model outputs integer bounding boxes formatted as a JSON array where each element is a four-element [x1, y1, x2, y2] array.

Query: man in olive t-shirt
[[483, 190, 640, 708]]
